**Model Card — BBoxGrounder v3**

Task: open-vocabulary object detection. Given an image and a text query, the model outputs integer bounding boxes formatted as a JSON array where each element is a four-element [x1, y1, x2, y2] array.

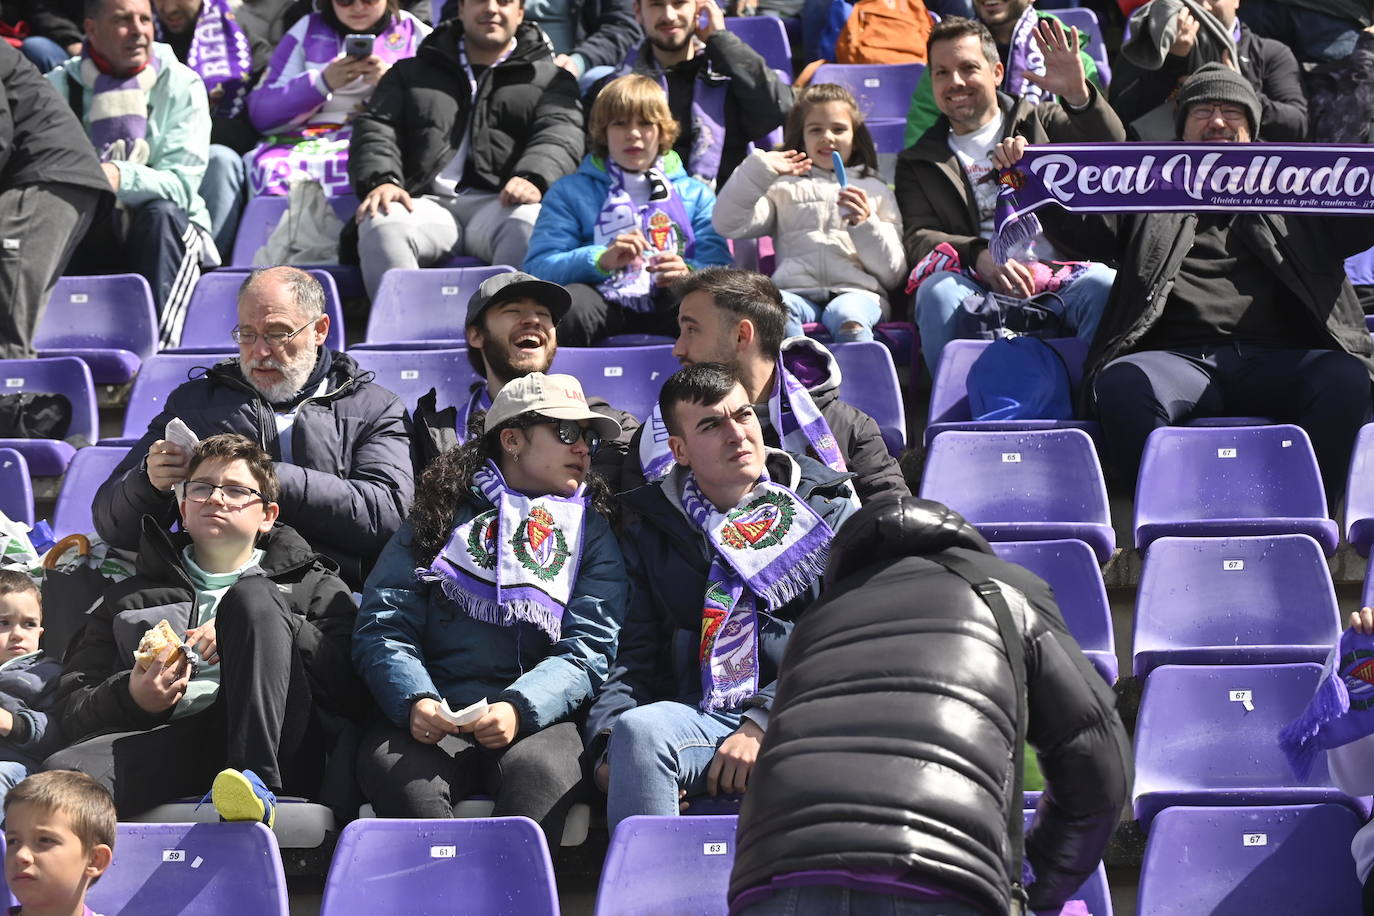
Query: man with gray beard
[[93, 266, 414, 588]]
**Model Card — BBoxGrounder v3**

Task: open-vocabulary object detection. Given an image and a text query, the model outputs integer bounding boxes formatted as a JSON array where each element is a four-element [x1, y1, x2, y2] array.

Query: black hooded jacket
[[728, 498, 1132, 915]]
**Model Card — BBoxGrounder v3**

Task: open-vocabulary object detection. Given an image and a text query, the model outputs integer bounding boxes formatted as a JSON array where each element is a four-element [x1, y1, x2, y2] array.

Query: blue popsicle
[[832, 150, 847, 187]]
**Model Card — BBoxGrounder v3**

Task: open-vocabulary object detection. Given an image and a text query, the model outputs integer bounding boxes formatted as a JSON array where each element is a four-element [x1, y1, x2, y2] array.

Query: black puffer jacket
[[56, 518, 358, 744], [349, 19, 583, 200], [0, 41, 110, 195], [93, 351, 413, 590], [728, 498, 1132, 915]]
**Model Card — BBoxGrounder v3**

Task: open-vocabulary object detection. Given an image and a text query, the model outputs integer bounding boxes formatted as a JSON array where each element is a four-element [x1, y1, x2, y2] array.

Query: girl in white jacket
[[712, 83, 907, 343]]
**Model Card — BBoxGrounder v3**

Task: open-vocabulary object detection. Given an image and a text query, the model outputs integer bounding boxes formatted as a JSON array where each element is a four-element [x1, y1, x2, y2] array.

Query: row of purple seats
[[0, 357, 99, 475], [1138, 804, 1363, 915], [171, 270, 346, 353], [35, 274, 157, 385]]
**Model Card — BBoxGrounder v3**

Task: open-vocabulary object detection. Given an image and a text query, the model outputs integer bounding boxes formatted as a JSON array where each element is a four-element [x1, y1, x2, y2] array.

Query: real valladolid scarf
[[1280, 628, 1374, 780], [991, 143, 1374, 262]]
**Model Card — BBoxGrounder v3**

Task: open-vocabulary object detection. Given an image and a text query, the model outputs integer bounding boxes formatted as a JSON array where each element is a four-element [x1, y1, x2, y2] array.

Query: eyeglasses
[[540, 419, 602, 454], [231, 319, 316, 350], [179, 481, 267, 507], [1187, 103, 1248, 122]]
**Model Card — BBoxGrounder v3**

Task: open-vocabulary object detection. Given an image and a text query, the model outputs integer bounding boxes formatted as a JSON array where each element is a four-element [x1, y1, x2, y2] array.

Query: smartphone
[[345, 34, 373, 58]]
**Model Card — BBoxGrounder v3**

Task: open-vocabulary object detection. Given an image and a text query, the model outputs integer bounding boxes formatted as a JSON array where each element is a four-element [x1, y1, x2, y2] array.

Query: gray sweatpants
[[0, 182, 100, 358], [356, 189, 540, 299]]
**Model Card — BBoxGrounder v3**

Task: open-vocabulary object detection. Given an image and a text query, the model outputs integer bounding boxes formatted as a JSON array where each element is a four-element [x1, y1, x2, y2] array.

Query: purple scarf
[[993, 142, 1374, 262], [634, 43, 728, 185], [1004, 5, 1048, 106], [158, 0, 252, 119], [595, 158, 696, 313], [81, 50, 161, 163], [456, 383, 493, 445], [682, 468, 833, 711], [417, 461, 587, 643], [1281, 628, 1374, 779]]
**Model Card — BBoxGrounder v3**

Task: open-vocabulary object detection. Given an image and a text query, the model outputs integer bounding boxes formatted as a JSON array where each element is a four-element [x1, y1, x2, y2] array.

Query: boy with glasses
[[49, 433, 358, 818]]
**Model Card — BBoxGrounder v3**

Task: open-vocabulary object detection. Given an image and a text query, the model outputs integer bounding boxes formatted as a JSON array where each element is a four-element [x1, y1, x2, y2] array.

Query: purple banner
[[1001, 143, 1374, 224]]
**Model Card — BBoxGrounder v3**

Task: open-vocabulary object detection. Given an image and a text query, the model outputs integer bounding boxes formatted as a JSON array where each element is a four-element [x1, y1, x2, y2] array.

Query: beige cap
[[483, 373, 623, 441]]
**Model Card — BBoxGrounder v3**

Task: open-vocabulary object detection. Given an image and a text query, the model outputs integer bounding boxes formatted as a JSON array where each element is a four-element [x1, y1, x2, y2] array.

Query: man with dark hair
[[896, 16, 1124, 373], [410, 270, 640, 482], [622, 267, 909, 502], [0, 41, 111, 359], [349, 0, 585, 300], [1112, 0, 1307, 142], [52, 432, 359, 815], [590, 0, 791, 187], [93, 265, 414, 589], [586, 361, 857, 832], [997, 63, 1374, 504], [49, 0, 216, 346], [727, 498, 1131, 915]]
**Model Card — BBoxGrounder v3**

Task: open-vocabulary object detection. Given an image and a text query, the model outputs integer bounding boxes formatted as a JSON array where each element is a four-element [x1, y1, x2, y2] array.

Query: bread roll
[[133, 619, 185, 671]]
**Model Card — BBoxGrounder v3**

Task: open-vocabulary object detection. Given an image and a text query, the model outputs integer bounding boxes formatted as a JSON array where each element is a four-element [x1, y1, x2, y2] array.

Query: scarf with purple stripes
[[633, 41, 728, 185], [417, 461, 587, 643], [81, 49, 161, 164], [1004, 5, 1048, 107], [157, 0, 252, 119], [1280, 628, 1374, 780], [595, 158, 696, 313], [683, 468, 833, 711]]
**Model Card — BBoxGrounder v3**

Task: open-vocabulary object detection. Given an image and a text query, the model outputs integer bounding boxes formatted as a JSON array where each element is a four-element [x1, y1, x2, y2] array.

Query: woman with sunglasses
[[354, 373, 628, 846], [244, 0, 429, 197]]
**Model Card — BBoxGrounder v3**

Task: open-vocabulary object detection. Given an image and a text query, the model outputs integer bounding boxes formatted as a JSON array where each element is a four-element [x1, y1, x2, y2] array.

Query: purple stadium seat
[[599, 334, 677, 347], [831, 340, 906, 456], [169, 269, 345, 352], [1022, 811, 1113, 916], [358, 266, 515, 349], [1133, 535, 1341, 678], [549, 345, 681, 423], [593, 816, 737, 916], [725, 17, 791, 77], [990, 539, 1116, 683], [810, 63, 926, 121], [85, 823, 289, 915], [1133, 424, 1339, 554], [110, 352, 222, 443], [1132, 663, 1365, 828], [1137, 804, 1363, 916], [0, 357, 98, 475], [52, 445, 129, 538], [1345, 423, 1374, 556], [34, 274, 157, 384], [1049, 8, 1112, 86], [0, 448, 33, 528], [801, 322, 918, 369], [346, 347, 483, 414], [1348, 245, 1374, 287], [866, 117, 908, 154], [919, 429, 1116, 563], [925, 337, 1098, 447], [320, 817, 558, 916]]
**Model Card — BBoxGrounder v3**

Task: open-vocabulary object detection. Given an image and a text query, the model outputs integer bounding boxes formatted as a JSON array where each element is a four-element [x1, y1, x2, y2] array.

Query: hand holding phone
[[345, 33, 372, 58]]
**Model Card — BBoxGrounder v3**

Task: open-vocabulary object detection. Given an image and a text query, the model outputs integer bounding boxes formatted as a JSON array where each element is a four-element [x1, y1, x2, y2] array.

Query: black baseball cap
[[465, 271, 572, 327]]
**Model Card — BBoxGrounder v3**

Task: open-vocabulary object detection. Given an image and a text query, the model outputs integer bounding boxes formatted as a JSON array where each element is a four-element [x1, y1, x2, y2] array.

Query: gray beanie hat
[[1175, 62, 1262, 139]]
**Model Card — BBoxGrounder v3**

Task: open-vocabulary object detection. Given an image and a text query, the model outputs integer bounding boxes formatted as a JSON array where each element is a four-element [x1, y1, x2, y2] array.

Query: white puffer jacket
[[712, 149, 907, 309]]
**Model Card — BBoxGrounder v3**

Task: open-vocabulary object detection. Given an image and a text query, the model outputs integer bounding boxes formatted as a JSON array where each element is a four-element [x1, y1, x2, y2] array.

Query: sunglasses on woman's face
[[541, 419, 602, 455]]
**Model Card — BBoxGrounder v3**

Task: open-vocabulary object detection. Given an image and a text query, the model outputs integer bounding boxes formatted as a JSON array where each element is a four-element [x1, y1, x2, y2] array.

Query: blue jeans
[[781, 289, 883, 341], [0, 760, 30, 811], [737, 885, 986, 916], [605, 700, 742, 833], [200, 144, 247, 260], [914, 262, 1116, 374], [18, 37, 69, 72]]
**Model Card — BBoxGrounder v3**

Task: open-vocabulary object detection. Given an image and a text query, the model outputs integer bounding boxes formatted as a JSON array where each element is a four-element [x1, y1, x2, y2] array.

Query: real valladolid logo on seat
[[723, 492, 795, 551], [513, 507, 570, 581]]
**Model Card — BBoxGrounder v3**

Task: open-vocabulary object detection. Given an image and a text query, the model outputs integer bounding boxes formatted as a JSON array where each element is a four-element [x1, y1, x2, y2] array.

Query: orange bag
[[834, 0, 931, 65]]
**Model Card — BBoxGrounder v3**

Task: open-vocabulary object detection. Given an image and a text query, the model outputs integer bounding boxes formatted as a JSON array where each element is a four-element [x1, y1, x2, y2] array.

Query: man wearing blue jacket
[[586, 362, 857, 830]]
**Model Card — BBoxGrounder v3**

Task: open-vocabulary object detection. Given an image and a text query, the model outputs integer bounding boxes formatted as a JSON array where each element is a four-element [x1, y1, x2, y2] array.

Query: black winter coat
[[0, 40, 110, 195], [728, 498, 1132, 915], [56, 519, 358, 744], [349, 20, 584, 200], [1045, 209, 1374, 404], [1109, 23, 1308, 142], [93, 351, 414, 590]]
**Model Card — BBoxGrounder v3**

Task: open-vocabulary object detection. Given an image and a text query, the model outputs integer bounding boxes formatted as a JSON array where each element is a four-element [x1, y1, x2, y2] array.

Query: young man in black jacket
[[349, 0, 585, 299], [728, 498, 1131, 915]]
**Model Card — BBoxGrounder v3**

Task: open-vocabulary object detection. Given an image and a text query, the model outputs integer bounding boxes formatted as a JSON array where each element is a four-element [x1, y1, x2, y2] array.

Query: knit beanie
[[1174, 62, 1262, 139]]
